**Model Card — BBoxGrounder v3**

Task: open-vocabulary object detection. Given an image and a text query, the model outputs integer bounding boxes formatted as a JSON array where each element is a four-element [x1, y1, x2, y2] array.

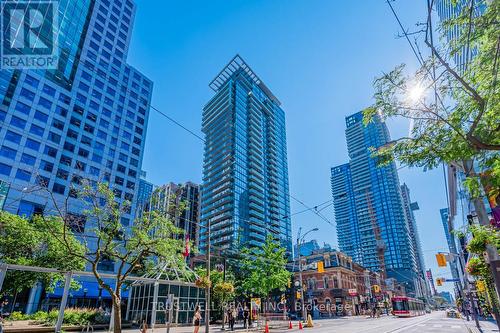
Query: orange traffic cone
[[289, 320, 293, 329], [264, 322, 269, 333], [298, 321, 303, 330]]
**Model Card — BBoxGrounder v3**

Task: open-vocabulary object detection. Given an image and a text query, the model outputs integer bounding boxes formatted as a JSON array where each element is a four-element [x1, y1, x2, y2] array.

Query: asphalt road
[[288, 311, 471, 333]]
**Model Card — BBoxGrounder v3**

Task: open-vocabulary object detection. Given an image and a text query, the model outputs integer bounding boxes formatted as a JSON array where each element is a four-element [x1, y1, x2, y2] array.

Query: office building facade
[[147, 182, 200, 248], [0, 0, 152, 309], [200, 55, 292, 255], [0, 0, 152, 224], [331, 111, 420, 295]]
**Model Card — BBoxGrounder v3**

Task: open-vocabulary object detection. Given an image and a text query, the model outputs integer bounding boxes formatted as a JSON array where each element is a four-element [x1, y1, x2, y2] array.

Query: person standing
[[193, 306, 201, 333], [243, 305, 250, 328], [230, 307, 237, 331], [0, 298, 9, 333]]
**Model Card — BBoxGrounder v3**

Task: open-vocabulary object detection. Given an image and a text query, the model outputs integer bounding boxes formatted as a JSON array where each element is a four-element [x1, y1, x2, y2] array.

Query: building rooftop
[[209, 54, 281, 106]]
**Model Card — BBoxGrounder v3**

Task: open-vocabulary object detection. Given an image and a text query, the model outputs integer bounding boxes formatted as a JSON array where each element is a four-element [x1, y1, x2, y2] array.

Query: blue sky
[[129, 0, 455, 294]]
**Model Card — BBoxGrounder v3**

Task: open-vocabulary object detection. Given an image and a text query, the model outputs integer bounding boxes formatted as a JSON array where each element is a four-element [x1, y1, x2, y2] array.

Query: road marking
[[452, 325, 461, 329], [433, 324, 443, 328]]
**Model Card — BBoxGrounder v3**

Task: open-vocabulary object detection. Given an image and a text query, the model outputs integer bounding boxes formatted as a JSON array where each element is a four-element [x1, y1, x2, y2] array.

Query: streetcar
[[391, 297, 426, 317]]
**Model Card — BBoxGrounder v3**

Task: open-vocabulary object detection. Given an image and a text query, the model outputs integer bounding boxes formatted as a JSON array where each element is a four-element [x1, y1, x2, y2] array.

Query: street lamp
[[296, 227, 319, 321]]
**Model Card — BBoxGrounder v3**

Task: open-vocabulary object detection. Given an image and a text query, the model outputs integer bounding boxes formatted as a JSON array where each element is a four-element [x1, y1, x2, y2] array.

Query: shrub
[[7, 311, 28, 321]]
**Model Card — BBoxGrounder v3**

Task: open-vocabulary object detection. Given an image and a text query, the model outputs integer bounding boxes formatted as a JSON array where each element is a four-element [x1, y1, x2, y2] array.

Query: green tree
[[0, 211, 85, 299], [363, 1, 499, 197], [195, 267, 235, 323], [40, 182, 188, 333], [363, 0, 500, 325], [238, 235, 291, 308]]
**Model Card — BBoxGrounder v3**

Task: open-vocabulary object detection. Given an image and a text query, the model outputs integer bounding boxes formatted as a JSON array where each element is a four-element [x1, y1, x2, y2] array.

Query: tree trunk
[[113, 290, 122, 333]]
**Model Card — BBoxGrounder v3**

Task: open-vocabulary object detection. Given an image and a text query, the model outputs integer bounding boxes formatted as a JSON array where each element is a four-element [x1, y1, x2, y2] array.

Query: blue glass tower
[[0, 0, 151, 222], [0, 0, 152, 307], [200, 55, 292, 255], [331, 111, 419, 295]]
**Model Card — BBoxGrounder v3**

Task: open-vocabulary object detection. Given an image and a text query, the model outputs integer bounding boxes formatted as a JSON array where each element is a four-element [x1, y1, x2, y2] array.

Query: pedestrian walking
[[0, 298, 9, 333], [230, 307, 237, 331], [243, 305, 250, 328], [193, 305, 201, 333]]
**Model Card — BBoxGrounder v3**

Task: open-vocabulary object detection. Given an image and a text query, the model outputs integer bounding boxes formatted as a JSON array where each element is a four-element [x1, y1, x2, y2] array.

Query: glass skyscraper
[[0, 0, 152, 308], [200, 55, 292, 255], [0, 0, 151, 224], [331, 111, 420, 295]]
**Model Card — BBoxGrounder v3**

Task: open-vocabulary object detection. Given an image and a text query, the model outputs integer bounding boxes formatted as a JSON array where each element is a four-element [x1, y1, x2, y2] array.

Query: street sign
[[444, 278, 460, 282]]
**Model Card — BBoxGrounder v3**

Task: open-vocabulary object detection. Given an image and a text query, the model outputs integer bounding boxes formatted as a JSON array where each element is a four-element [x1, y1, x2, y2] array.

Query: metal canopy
[[208, 54, 281, 106]]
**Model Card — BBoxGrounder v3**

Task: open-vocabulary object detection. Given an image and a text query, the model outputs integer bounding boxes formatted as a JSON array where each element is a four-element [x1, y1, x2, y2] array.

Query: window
[[42, 84, 56, 96], [16, 169, 32, 181], [117, 164, 126, 173], [75, 161, 86, 171], [55, 106, 68, 117], [25, 138, 40, 151], [78, 148, 89, 158], [17, 200, 44, 217], [70, 116, 81, 127], [20, 88, 35, 100], [20, 153, 36, 166], [56, 169, 69, 180], [25, 75, 39, 88], [52, 183, 66, 195], [52, 119, 65, 130], [5, 131, 22, 144], [114, 176, 124, 186], [90, 166, 100, 176], [36, 175, 50, 188], [66, 213, 86, 233], [15, 101, 30, 115], [44, 145, 57, 157], [29, 124, 44, 136], [10, 116, 27, 129], [97, 255, 114, 272], [0, 163, 12, 176], [0, 146, 16, 160], [60, 155, 72, 166], [38, 97, 52, 109], [67, 129, 78, 140], [40, 160, 54, 172], [63, 141, 75, 152], [34, 111, 48, 122], [48, 132, 61, 143]]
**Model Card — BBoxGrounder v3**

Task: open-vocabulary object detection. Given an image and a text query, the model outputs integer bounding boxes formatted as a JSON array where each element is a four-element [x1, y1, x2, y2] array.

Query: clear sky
[[129, 0, 456, 294]]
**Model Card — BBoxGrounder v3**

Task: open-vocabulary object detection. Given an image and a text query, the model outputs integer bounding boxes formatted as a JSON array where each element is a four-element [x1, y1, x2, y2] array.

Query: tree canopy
[[363, 0, 499, 197], [0, 211, 85, 295]]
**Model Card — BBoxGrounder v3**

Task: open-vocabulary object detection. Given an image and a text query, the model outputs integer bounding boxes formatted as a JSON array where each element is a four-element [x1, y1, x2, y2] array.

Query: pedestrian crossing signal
[[436, 278, 443, 286], [372, 285, 381, 293], [296, 291, 301, 299], [436, 253, 447, 267]]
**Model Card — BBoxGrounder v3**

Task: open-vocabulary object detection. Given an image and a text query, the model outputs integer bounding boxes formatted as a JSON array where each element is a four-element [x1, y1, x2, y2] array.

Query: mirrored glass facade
[[331, 111, 419, 294], [200, 55, 292, 255]]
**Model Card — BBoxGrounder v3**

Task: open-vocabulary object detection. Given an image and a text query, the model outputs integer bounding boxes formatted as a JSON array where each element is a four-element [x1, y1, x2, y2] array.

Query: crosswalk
[[416, 323, 462, 329]]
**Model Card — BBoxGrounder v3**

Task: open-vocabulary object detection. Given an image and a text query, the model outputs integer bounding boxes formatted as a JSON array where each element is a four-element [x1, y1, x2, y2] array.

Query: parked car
[[446, 309, 460, 318]]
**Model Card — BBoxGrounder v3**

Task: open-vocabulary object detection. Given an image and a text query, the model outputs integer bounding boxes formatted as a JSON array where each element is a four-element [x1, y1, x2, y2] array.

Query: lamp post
[[296, 227, 318, 321]]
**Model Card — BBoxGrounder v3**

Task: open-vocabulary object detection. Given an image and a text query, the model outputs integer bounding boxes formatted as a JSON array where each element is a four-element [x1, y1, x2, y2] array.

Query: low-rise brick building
[[293, 249, 391, 317]]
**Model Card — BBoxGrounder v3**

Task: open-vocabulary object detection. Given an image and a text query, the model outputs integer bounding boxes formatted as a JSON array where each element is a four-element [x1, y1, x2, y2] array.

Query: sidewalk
[[463, 318, 499, 333], [122, 324, 262, 333]]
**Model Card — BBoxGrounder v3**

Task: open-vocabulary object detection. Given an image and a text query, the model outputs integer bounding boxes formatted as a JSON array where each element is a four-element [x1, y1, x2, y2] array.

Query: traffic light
[[436, 253, 447, 267], [317, 261, 325, 273], [296, 291, 301, 299], [436, 278, 443, 286], [372, 285, 381, 293]]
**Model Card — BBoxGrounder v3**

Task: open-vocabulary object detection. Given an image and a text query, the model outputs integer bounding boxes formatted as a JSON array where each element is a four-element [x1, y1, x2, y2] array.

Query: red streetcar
[[391, 297, 425, 317]]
